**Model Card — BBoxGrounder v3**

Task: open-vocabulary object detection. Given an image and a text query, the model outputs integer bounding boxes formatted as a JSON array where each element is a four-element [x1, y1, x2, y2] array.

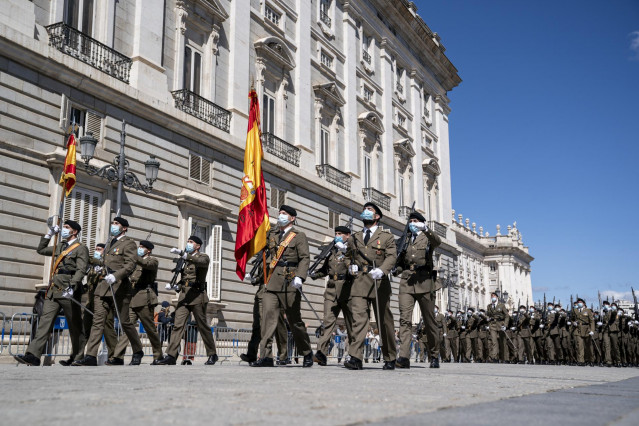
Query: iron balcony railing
[[46, 22, 132, 83], [316, 164, 351, 192], [429, 221, 447, 238], [362, 50, 371, 64], [398, 205, 412, 219], [362, 187, 391, 211], [320, 11, 332, 28], [261, 132, 301, 167], [171, 89, 231, 132]]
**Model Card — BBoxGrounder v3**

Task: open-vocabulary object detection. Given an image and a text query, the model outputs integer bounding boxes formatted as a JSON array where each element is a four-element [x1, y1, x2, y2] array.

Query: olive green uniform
[[346, 227, 397, 362], [518, 312, 534, 363], [85, 235, 143, 358], [246, 281, 289, 361], [573, 307, 595, 363], [395, 229, 440, 360], [259, 227, 312, 359], [313, 247, 353, 356], [486, 301, 510, 361], [445, 315, 459, 362], [83, 257, 117, 358], [27, 237, 88, 360], [113, 255, 163, 360], [545, 310, 561, 363], [166, 251, 217, 358], [434, 311, 448, 359], [602, 309, 620, 365]]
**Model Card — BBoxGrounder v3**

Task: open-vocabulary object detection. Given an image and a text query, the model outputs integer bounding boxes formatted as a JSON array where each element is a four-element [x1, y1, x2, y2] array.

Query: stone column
[[295, 0, 312, 151], [379, 39, 395, 195], [434, 95, 452, 226], [409, 69, 425, 212], [342, 4, 359, 177], [227, 0, 251, 136]]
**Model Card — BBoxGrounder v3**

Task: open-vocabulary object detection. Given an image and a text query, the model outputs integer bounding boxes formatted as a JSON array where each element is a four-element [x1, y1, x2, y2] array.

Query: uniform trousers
[[114, 305, 163, 360], [27, 296, 85, 360], [167, 301, 217, 358], [398, 291, 437, 359], [317, 297, 353, 355], [259, 289, 311, 358], [86, 294, 141, 358], [348, 293, 396, 362], [246, 288, 288, 360]]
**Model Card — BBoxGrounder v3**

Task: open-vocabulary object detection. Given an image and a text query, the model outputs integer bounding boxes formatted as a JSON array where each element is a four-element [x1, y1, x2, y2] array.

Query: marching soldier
[[486, 292, 509, 362], [109, 240, 163, 365], [74, 217, 144, 366], [157, 236, 218, 365], [434, 305, 448, 362], [505, 311, 518, 363], [467, 308, 481, 362], [478, 309, 490, 361], [344, 202, 397, 370], [601, 301, 621, 367], [530, 306, 545, 364], [545, 302, 561, 365], [573, 297, 595, 366], [517, 305, 534, 364], [444, 309, 459, 362], [459, 309, 471, 362], [240, 253, 289, 365], [15, 220, 88, 366], [393, 211, 440, 369], [83, 243, 118, 360], [251, 205, 313, 367], [310, 226, 354, 366]]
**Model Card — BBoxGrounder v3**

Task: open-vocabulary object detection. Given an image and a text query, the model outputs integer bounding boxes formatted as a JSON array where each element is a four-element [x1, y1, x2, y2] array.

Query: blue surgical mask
[[60, 228, 71, 239], [93, 251, 102, 260], [409, 223, 419, 234], [360, 209, 374, 221], [491, 297, 497, 303], [612, 306, 617, 311], [277, 214, 290, 227], [603, 305, 609, 311], [185, 243, 195, 253], [578, 302, 584, 309], [548, 306, 553, 311], [334, 236, 343, 244], [434, 309, 438, 314], [137, 248, 146, 257], [520, 309, 526, 314], [110, 224, 122, 236]]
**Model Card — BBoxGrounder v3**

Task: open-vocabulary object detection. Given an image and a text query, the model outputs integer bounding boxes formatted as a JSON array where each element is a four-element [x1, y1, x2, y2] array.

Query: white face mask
[[277, 214, 290, 227]]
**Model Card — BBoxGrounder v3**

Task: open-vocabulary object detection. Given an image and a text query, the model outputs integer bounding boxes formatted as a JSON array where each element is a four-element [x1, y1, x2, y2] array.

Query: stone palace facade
[[0, 0, 531, 327]]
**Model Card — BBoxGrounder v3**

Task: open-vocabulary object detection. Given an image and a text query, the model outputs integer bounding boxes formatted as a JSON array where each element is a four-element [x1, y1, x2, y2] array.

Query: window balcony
[[362, 50, 371, 64], [171, 89, 231, 132], [362, 187, 390, 211], [261, 132, 301, 167], [320, 11, 332, 28], [316, 164, 351, 192], [429, 220, 448, 239], [46, 22, 132, 83], [398, 205, 412, 219]]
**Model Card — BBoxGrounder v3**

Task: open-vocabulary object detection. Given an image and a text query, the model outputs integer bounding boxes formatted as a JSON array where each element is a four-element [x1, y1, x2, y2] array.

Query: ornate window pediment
[[394, 138, 415, 158], [255, 36, 295, 71], [423, 157, 441, 176], [358, 111, 384, 135], [313, 82, 345, 107], [194, 0, 229, 22]]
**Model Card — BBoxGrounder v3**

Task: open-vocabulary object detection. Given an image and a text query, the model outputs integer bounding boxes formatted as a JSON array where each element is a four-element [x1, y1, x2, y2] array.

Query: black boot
[[14, 353, 40, 366], [72, 355, 97, 366], [58, 358, 74, 366], [344, 357, 363, 370], [129, 351, 144, 366], [240, 353, 256, 363], [396, 357, 410, 369], [105, 357, 124, 366], [382, 360, 396, 370], [314, 350, 327, 366], [155, 355, 177, 365], [251, 357, 274, 367], [303, 352, 314, 367], [276, 358, 291, 365], [430, 358, 440, 368], [205, 354, 219, 365]]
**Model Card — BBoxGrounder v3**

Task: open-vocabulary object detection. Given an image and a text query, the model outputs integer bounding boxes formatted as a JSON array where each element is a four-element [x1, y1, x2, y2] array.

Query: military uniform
[[166, 251, 217, 359], [467, 313, 482, 362], [602, 308, 620, 366], [313, 245, 354, 360], [25, 235, 88, 361], [445, 314, 459, 362], [434, 311, 448, 360], [346, 226, 397, 364], [395, 227, 441, 365], [258, 226, 312, 361], [112, 253, 163, 361], [573, 305, 595, 364], [83, 255, 117, 358], [486, 300, 509, 361], [459, 313, 471, 362], [545, 309, 561, 364], [518, 311, 535, 363]]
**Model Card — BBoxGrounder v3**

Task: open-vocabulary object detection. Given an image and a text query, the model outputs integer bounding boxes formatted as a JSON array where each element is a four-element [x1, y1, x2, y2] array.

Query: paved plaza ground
[[1, 359, 638, 425]]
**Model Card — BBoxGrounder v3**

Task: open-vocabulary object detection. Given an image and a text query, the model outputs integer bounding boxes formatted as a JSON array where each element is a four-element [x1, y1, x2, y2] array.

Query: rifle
[[569, 295, 574, 322], [632, 287, 638, 320], [308, 217, 353, 275], [166, 222, 196, 292], [392, 201, 416, 273], [542, 293, 547, 323]]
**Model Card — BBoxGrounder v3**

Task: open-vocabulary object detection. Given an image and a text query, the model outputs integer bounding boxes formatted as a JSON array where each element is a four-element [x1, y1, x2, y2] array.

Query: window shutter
[[201, 157, 211, 185], [278, 189, 286, 207], [270, 187, 278, 209], [209, 225, 222, 301], [62, 187, 102, 251], [85, 111, 102, 141], [190, 154, 201, 181]]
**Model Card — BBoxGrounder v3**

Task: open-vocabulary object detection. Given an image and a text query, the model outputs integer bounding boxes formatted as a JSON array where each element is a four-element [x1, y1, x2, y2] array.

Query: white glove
[[291, 277, 303, 290], [597, 322, 603, 326], [170, 248, 181, 254], [567, 321, 572, 325], [461, 326, 466, 330], [104, 274, 116, 285], [335, 242, 347, 252], [369, 268, 384, 280], [165, 283, 173, 291], [443, 333, 447, 337], [94, 265, 102, 272], [511, 327, 516, 331], [45, 225, 60, 239], [62, 287, 74, 298], [588, 331, 594, 336], [244, 273, 252, 282], [182, 252, 188, 259], [500, 326, 506, 331], [349, 265, 359, 275], [539, 324, 544, 329]]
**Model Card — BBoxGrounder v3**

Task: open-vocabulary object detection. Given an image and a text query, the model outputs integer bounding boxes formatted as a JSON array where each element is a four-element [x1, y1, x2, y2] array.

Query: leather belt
[[56, 269, 75, 275], [330, 274, 347, 281], [276, 261, 298, 267], [184, 281, 206, 290], [407, 264, 429, 272]]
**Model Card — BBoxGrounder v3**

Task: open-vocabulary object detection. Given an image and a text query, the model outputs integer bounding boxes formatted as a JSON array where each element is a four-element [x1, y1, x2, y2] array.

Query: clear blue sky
[[415, 0, 639, 308]]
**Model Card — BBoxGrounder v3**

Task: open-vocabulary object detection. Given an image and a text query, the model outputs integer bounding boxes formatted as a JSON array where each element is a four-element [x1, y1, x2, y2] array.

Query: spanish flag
[[235, 90, 270, 280], [59, 132, 77, 196]]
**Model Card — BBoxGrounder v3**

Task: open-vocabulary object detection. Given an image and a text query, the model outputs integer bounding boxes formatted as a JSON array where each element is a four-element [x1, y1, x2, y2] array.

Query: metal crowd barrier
[[8, 313, 73, 362], [0, 312, 5, 354]]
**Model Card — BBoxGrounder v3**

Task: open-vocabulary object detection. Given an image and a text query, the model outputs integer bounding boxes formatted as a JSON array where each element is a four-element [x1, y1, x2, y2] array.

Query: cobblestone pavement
[[1, 360, 638, 425]]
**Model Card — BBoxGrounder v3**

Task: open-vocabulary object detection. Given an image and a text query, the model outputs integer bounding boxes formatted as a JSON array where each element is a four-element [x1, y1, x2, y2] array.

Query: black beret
[[334, 226, 351, 234], [363, 202, 382, 218], [491, 292, 498, 297], [161, 301, 170, 308], [467, 307, 475, 312], [279, 204, 297, 217], [188, 235, 203, 245], [519, 305, 527, 310], [96, 243, 106, 249], [409, 211, 426, 222], [113, 217, 129, 227], [140, 240, 154, 250], [64, 220, 81, 232], [577, 298, 586, 304]]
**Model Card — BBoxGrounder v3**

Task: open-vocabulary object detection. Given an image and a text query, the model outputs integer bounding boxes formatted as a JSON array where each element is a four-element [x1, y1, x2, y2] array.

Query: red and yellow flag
[[235, 89, 270, 280], [59, 133, 77, 196]]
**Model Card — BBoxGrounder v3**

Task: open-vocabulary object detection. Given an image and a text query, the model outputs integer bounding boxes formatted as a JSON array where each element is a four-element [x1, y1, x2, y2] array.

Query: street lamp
[[80, 120, 160, 214], [439, 268, 458, 310]]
